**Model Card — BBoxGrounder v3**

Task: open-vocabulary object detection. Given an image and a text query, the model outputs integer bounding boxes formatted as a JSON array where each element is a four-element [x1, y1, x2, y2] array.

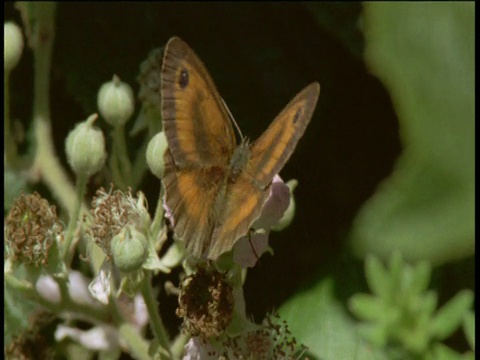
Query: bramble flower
[[85, 187, 151, 302], [36, 270, 99, 306], [177, 267, 235, 339], [86, 187, 150, 259], [182, 312, 307, 360], [54, 294, 148, 352], [5, 192, 63, 267]]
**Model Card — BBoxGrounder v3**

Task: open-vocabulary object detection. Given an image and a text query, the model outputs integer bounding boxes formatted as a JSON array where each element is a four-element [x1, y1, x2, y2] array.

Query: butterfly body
[[161, 37, 319, 260]]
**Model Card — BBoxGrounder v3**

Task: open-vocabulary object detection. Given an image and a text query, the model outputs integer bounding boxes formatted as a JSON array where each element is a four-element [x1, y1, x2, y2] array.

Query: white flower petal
[[55, 324, 120, 351]]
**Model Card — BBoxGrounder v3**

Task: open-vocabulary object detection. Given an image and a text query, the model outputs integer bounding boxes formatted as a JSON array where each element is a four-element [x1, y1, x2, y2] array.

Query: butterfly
[[161, 36, 320, 260]]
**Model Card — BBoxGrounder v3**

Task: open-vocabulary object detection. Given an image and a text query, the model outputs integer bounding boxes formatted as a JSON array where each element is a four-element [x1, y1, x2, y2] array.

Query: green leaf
[[279, 277, 388, 360], [410, 261, 432, 296], [4, 280, 38, 346], [462, 310, 475, 351], [427, 343, 466, 360], [351, 2, 474, 265], [430, 290, 474, 340], [349, 294, 385, 322], [365, 254, 389, 298]]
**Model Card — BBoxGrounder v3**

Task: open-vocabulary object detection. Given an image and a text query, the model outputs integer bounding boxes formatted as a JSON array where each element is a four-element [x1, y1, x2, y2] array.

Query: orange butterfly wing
[[161, 37, 236, 257], [248, 83, 320, 187], [161, 36, 320, 260], [208, 172, 269, 259], [161, 37, 236, 167], [208, 83, 320, 259]]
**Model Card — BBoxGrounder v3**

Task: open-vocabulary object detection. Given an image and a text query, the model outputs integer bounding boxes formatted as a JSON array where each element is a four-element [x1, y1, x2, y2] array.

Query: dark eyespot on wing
[[178, 68, 189, 89], [293, 107, 302, 124]]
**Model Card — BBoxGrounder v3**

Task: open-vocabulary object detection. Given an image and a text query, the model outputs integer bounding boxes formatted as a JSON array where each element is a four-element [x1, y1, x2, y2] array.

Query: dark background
[[5, 2, 404, 342]]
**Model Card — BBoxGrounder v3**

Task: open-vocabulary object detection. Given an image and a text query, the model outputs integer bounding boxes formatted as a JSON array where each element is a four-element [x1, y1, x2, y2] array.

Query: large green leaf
[[279, 277, 387, 360], [350, 2, 474, 265]]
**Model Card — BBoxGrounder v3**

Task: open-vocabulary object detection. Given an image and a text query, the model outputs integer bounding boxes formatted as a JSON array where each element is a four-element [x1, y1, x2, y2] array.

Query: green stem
[[113, 125, 132, 186], [170, 333, 189, 360], [131, 138, 149, 189], [5, 72, 18, 167], [63, 174, 88, 265], [118, 322, 151, 360], [109, 140, 126, 189], [26, 3, 84, 217], [140, 271, 172, 359]]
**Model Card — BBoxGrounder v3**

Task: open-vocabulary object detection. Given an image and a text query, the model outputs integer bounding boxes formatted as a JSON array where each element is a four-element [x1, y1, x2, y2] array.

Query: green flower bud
[[97, 75, 135, 126], [112, 225, 147, 273], [272, 179, 298, 231], [4, 21, 24, 72], [146, 131, 168, 178], [65, 114, 107, 177]]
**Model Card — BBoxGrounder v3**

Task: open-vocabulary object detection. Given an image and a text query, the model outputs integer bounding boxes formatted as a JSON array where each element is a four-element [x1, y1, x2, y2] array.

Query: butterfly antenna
[[221, 97, 244, 141]]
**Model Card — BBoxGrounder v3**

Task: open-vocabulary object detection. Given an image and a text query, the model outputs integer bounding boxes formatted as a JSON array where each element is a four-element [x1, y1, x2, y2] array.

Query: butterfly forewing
[[247, 82, 320, 187], [161, 37, 236, 168]]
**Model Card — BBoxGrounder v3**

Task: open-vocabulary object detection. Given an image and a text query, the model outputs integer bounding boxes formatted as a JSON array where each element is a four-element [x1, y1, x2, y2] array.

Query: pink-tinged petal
[[252, 175, 290, 231], [36, 275, 61, 304], [183, 337, 218, 360], [68, 271, 99, 307], [233, 230, 270, 268], [163, 196, 175, 227], [55, 324, 121, 351], [36, 271, 98, 306], [88, 260, 112, 305]]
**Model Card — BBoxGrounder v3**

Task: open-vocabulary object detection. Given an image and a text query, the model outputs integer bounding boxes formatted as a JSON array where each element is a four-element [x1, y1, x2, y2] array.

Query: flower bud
[[112, 225, 147, 273], [65, 114, 107, 177], [146, 131, 168, 178], [4, 22, 24, 72], [97, 75, 135, 126]]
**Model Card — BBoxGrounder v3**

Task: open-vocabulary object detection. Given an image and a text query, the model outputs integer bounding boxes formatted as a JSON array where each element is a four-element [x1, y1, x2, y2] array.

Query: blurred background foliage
[[4, 2, 474, 359]]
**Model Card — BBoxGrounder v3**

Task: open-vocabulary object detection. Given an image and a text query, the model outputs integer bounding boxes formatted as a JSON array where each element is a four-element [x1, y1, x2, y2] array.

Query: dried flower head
[[4, 310, 56, 360], [86, 187, 150, 258], [183, 312, 308, 360], [5, 192, 62, 266], [177, 267, 234, 339]]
